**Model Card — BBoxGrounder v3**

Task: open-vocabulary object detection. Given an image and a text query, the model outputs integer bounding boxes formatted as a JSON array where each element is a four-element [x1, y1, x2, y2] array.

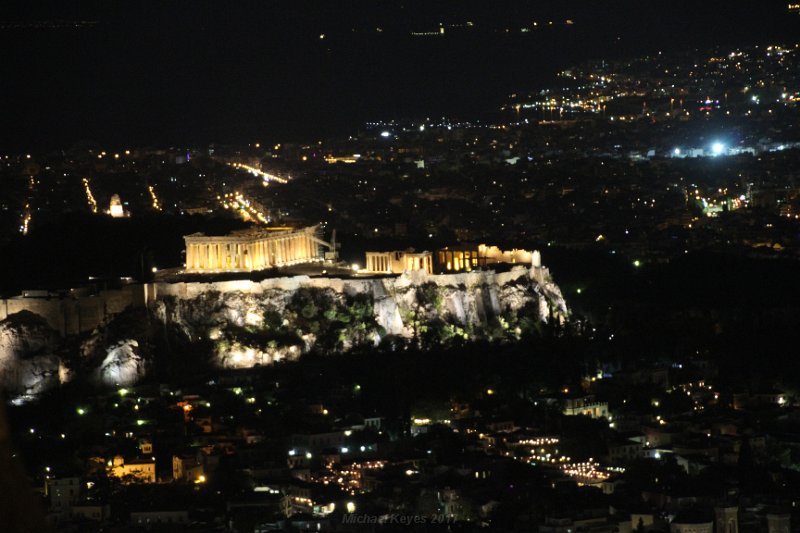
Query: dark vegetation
[[545, 247, 800, 389]]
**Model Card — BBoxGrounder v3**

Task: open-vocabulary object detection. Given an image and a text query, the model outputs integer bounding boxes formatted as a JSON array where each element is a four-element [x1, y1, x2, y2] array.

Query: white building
[[47, 477, 80, 512], [563, 396, 610, 419], [72, 504, 110, 522], [109, 194, 126, 218]]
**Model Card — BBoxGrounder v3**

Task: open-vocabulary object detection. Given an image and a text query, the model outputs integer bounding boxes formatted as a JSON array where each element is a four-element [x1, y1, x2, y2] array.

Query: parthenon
[[184, 226, 329, 273]]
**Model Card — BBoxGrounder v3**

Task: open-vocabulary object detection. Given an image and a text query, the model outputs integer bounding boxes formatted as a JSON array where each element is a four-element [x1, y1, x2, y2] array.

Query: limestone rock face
[[94, 339, 145, 387], [1, 265, 570, 391], [156, 265, 568, 368], [0, 311, 60, 396], [215, 343, 302, 369]]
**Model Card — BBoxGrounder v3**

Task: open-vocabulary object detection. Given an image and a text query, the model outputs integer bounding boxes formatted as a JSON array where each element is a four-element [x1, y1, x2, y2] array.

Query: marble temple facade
[[184, 226, 325, 273]]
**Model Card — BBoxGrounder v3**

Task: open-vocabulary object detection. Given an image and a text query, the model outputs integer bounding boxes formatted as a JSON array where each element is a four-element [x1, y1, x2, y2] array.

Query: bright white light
[[380, 131, 391, 138], [419, 125, 425, 131], [711, 142, 725, 156], [673, 148, 680, 156]]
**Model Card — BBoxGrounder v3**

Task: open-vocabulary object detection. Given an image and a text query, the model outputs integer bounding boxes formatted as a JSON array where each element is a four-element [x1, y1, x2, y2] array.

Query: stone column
[[298, 236, 303, 262], [261, 240, 267, 268]]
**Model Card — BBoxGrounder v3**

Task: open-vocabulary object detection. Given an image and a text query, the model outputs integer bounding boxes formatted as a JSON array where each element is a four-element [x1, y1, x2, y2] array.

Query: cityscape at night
[[3, 1, 800, 532]]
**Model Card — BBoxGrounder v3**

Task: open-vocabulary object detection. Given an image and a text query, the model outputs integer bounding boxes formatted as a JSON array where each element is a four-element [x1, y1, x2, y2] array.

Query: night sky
[[2, 0, 798, 151]]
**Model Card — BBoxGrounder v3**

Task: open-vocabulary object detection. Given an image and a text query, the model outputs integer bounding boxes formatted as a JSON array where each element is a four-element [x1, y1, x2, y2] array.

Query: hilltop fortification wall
[[0, 266, 567, 395], [0, 284, 150, 336], [0, 267, 561, 339]]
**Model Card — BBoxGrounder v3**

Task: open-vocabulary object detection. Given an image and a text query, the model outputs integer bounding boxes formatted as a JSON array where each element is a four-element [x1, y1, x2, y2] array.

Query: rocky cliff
[[0, 266, 567, 398], [0, 311, 63, 398], [151, 265, 567, 369]]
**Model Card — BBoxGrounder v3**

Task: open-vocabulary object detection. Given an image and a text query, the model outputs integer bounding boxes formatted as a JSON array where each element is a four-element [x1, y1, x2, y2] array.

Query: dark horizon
[[3, 0, 799, 151]]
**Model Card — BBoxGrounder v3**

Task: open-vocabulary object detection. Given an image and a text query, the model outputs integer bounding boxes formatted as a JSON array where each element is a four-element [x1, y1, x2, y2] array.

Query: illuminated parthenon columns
[[184, 226, 326, 273], [364, 250, 433, 274]]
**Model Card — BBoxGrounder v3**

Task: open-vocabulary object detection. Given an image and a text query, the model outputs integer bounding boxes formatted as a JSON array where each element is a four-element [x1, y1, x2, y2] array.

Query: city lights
[[82, 178, 98, 213], [4, 15, 800, 528], [148, 185, 161, 211], [219, 191, 270, 224], [228, 162, 289, 184]]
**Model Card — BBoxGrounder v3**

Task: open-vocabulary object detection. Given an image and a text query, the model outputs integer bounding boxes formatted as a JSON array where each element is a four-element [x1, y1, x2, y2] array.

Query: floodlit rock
[[0, 265, 569, 386], [156, 265, 568, 367], [0, 311, 60, 395], [94, 340, 145, 387]]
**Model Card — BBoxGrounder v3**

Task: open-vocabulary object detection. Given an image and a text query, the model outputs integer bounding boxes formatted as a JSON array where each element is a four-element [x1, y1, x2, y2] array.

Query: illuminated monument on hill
[[183, 226, 334, 273], [109, 194, 126, 218]]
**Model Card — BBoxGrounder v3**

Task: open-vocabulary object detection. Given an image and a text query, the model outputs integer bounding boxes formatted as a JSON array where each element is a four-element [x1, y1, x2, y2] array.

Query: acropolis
[[184, 225, 331, 273]]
